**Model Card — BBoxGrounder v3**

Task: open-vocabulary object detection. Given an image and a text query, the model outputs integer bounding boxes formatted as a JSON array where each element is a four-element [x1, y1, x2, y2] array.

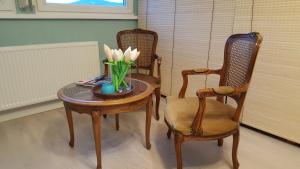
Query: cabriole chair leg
[[155, 87, 161, 120], [174, 134, 183, 169], [167, 127, 172, 139], [218, 138, 224, 147], [232, 130, 240, 169], [115, 114, 119, 131]]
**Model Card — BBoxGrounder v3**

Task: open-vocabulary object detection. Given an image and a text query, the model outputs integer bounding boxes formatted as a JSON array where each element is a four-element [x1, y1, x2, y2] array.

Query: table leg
[[64, 103, 74, 148], [91, 111, 102, 169], [145, 95, 153, 149]]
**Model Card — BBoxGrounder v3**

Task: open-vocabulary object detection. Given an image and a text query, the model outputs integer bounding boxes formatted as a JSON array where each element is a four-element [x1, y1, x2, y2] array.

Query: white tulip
[[103, 44, 113, 62], [113, 49, 124, 62], [124, 46, 132, 63], [130, 48, 140, 61]]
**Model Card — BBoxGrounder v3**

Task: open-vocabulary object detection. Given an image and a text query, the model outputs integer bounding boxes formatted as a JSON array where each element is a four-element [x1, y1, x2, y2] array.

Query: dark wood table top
[[57, 78, 154, 106]]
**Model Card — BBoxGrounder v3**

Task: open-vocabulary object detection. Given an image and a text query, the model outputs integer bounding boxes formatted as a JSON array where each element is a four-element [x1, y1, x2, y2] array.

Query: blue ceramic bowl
[[101, 83, 115, 94]]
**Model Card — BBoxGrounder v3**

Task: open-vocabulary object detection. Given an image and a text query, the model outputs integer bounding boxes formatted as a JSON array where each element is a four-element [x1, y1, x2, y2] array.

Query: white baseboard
[[0, 100, 63, 123]]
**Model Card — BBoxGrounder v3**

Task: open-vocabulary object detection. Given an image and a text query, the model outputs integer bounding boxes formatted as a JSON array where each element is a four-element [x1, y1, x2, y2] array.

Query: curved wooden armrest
[[102, 59, 109, 76], [196, 85, 249, 98], [178, 68, 222, 98], [102, 58, 108, 63], [182, 68, 221, 76], [154, 54, 162, 62], [191, 85, 249, 136], [154, 54, 162, 83]]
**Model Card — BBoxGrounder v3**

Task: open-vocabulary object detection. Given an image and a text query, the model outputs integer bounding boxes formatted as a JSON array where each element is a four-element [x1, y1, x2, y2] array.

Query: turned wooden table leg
[[145, 95, 153, 149], [64, 103, 74, 148], [92, 111, 102, 169]]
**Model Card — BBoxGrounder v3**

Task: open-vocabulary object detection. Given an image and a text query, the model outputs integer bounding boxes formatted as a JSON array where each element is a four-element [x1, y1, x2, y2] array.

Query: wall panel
[[137, 0, 147, 29], [242, 0, 300, 143], [172, 0, 213, 96], [207, 0, 236, 89], [141, 0, 175, 95]]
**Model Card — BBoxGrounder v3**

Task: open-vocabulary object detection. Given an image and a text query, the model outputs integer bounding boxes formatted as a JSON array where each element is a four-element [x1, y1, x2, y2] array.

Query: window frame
[[37, 0, 133, 14]]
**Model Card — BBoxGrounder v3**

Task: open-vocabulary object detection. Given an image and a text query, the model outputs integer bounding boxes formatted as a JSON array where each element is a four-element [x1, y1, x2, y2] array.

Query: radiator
[[0, 41, 100, 111]]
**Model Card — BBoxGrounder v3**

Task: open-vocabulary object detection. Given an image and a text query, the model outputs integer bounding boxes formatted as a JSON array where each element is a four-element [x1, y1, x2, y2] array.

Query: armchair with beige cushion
[[164, 32, 263, 169]]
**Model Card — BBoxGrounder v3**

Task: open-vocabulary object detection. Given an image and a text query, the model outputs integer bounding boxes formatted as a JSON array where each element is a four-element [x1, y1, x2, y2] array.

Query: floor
[[0, 99, 299, 169]]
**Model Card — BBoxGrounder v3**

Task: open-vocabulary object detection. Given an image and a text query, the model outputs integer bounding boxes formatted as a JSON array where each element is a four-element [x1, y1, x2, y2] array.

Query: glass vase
[[109, 64, 132, 93]]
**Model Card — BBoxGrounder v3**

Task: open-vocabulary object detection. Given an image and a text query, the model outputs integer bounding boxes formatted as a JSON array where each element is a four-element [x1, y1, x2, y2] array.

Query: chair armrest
[[178, 68, 222, 98], [191, 85, 249, 135], [102, 59, 109, 76], [102, 58, 108, 63], [155, 54, 162, 64], [196, 85, 248, 98], [182, 68, 222, 76], [154, 54, 162, 83]]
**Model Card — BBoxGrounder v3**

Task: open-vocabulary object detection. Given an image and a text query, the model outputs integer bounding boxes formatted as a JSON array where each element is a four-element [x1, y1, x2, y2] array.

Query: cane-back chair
[[164, 32, 263, 169], [104, 29, 161, 124]]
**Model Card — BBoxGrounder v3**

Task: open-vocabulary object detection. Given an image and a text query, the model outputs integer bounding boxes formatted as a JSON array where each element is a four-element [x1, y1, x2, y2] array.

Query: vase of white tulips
[[103, 44, 140, 92]]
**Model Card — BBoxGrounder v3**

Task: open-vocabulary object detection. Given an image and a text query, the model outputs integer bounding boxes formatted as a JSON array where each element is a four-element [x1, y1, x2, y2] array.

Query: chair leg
[[174, 134, 184, 169], [115, 114, 119, 131], [154, 87, 161, 121], [218, 138, 223, 147], [232, 130, 240, 169], [167, 127, 172, 139]]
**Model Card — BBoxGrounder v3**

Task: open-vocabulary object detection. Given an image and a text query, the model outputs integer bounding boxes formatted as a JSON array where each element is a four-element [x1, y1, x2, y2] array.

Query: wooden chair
[[103, 29, 161, 125], [164, 32, 263, 169]]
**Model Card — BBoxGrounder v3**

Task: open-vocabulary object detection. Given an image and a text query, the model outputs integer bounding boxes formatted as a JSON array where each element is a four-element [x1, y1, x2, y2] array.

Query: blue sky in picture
[[46, 0, 125, 6]]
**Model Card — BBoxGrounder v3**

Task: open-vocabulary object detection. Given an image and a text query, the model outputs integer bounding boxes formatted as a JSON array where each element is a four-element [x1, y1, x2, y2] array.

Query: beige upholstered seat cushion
[[165, 97, 238, 136]]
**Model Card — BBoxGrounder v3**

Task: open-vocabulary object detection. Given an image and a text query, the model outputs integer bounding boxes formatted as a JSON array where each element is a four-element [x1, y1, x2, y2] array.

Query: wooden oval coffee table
[[57, 78, 154, 169]]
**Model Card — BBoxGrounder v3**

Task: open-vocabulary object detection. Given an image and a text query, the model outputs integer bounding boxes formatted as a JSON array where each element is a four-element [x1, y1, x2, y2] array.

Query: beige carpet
[[0, 99, 299, 169]]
